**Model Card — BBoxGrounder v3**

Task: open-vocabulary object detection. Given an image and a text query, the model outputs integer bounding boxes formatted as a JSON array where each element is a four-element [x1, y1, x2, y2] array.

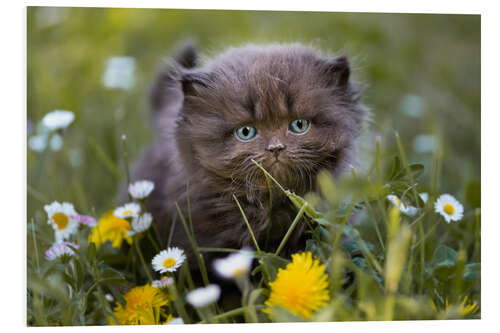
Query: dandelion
[[88, 211, 133, 249], [44, 201, 80, 242], [152, 276, 174, 289], [130, 212, 153, 234], [265, 252, 330, 319], [186, 284, 221, 308], [112, 284, 169, 325], [386, 195, 418, 217], [152, 247, 186, 273], [114, 202, 141, 220], [434, 194, 464, 223], [213, 248, 253, 279], [44, 241, 79, 261], [41, 110, 75, 131], [128, 180, 155, 200], [102, 56, 136, 90], [445, 296, 479, 316]]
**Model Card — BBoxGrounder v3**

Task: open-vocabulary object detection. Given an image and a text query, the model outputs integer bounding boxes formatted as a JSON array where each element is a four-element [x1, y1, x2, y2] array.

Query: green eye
[[235, 125, 257, 141], [289, 119, 310, 134]]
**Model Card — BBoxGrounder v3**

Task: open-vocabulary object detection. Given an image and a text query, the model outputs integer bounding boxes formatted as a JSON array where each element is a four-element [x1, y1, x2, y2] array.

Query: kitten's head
[[153, 44, 364, 197]]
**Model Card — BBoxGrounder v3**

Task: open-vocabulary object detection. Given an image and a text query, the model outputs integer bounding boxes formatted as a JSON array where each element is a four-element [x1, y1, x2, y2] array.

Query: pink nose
[[266, 142, 285, 153]]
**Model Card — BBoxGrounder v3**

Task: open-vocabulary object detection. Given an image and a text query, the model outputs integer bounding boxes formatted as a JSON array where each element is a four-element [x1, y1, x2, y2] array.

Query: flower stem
[[134, 238, 153, 283], [274, 203, 307, 256], [233, 194, 261, 254]]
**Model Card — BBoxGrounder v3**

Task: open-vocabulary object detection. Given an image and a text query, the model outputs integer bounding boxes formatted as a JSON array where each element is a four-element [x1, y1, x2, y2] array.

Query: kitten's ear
[[180, 70, 212, 97], [174, 42, 199, 69], [323, 56, 351, 89]]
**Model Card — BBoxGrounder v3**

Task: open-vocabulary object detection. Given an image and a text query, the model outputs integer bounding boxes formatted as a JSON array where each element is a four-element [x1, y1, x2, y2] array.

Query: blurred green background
[[27, 7, 480, 249]]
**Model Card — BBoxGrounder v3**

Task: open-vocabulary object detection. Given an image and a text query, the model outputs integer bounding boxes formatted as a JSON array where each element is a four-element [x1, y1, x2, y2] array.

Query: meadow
[[27, 7, 480, 325]]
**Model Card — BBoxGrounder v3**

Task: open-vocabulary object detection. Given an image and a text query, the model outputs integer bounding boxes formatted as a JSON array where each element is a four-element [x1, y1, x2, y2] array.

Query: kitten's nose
[[266, 142, 286, 154]]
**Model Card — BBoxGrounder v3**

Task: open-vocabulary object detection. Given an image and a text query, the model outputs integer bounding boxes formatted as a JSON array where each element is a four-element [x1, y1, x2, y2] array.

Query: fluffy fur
[[133, 43, 364, 262]]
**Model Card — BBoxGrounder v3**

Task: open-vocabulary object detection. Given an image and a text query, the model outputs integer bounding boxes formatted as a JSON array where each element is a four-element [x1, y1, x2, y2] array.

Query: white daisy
[[131, 212, 153, 234], [128, 180, 155, 200], [152, 247, 186, 273], [28, 134, 48, 152], [213, 248, 253, 279], [186, 284, 221, 308], [105, 294, 114, 302], [41, 110, 75, 131], [44, 201, 80, 242], [167, 317, 184, 325], [434, 194, 464, 223], [102, 56, 136, 90], [45, 241, 79, 261], [113, 202, 141, 219], [152, 276, 174, 289], [70, 214, 97, 227], [386, 195, 418, 217], [420, 192, 429, 204]]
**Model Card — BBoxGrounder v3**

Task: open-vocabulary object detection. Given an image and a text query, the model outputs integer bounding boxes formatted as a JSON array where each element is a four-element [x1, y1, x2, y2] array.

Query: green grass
[[27, 7, 480, 325]]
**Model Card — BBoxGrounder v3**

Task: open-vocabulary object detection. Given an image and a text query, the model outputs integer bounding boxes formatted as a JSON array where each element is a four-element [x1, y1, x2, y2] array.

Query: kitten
[[133, 43, 364, 263]]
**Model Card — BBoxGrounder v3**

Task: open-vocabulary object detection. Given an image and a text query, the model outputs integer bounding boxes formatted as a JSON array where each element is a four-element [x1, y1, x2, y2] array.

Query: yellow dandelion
[[88, 211, 133, 249], [445, 296, 479, 317], [264, 252, 330, 319], [111, 284, 169, 325]]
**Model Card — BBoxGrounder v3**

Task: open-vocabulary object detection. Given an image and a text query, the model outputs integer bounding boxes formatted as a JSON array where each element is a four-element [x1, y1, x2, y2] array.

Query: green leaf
[[285, 190, 323, 218], [259, 254, 290, 281], [431, 246, 458, 281], [463, 263, 480, 281], [87, 242, 96, 264]]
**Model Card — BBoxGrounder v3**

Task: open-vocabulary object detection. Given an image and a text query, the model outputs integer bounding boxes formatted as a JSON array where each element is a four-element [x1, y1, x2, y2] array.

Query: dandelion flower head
[[265, 252, 330, 319], [88, 211, 133, 249]]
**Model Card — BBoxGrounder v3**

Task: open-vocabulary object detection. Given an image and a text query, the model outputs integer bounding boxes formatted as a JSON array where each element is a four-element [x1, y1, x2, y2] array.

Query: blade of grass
[[275, 203, 307, 256], [233, 194, 261, 254], [87, 137, 122, 180]]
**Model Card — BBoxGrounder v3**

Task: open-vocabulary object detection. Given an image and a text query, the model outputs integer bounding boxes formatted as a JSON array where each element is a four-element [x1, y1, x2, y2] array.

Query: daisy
[[88, 211, 133, 249], [264, 252, 330, 319], [112, 284, 169, 325], [44, 241, 79, 261], [130, 213, 153, 234], [114, 202, 141, 220], [420, 192, 429, 204], [213, 248, 253, 279], [152, 247, 186, 273], [434, 194, 464, 223], [70, 214, 98, 227], [102, 56, 136, 90], [128, 180, 155, 200], [167, 317, 184, 325], [186, 284, 221, 308], [41, 110, 75, 131], [44, 201, 80, 242], [152, 276, 174, 289], [386, 195, 418, 217]]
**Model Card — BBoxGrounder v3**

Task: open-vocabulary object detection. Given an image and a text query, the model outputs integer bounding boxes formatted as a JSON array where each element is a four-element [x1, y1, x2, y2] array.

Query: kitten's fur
[[133, 43, 364, 263]]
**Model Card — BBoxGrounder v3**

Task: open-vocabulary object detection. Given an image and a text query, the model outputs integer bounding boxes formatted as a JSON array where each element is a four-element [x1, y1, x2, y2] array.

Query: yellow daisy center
[[233, 268, 245, 277], [53, 213, 69, 230], [123, 209, 133, 216], [444, 203, 455, 215], [163, 257, 176, 268]]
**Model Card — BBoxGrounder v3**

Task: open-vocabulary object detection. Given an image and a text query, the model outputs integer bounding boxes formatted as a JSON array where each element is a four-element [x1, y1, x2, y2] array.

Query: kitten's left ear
[[323, 56, 351, 89]]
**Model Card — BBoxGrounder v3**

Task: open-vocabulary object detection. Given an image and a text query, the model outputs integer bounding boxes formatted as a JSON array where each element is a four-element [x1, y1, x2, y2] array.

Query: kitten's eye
[[235, 125, 257, 142], [289, 119, 310, 134]]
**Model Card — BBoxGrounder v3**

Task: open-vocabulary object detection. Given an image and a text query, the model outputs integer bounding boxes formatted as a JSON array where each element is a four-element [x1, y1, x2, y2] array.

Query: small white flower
[[29, 134, 48, 152], [420, 192, 429, 204], [152, 276, 174, 289], [105, 294, 114, 302], [167, 317, 184, 325], [186, 284, 221, 308], [102, 56, 136, 90], [42, 110, 75, 131], [213, 249, 253, 279], [434, 194, 464, 223], [152, 247, 186, 273], [386, 195, 418, 217], [413, 134, 437, 153], [131, 212, 153, 234], [45, 241, 79, 261], [44, 201, 80, 242], [49, 133, 64, 151], [113, 202, 141, 219], [128, 180, 155, 200]]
